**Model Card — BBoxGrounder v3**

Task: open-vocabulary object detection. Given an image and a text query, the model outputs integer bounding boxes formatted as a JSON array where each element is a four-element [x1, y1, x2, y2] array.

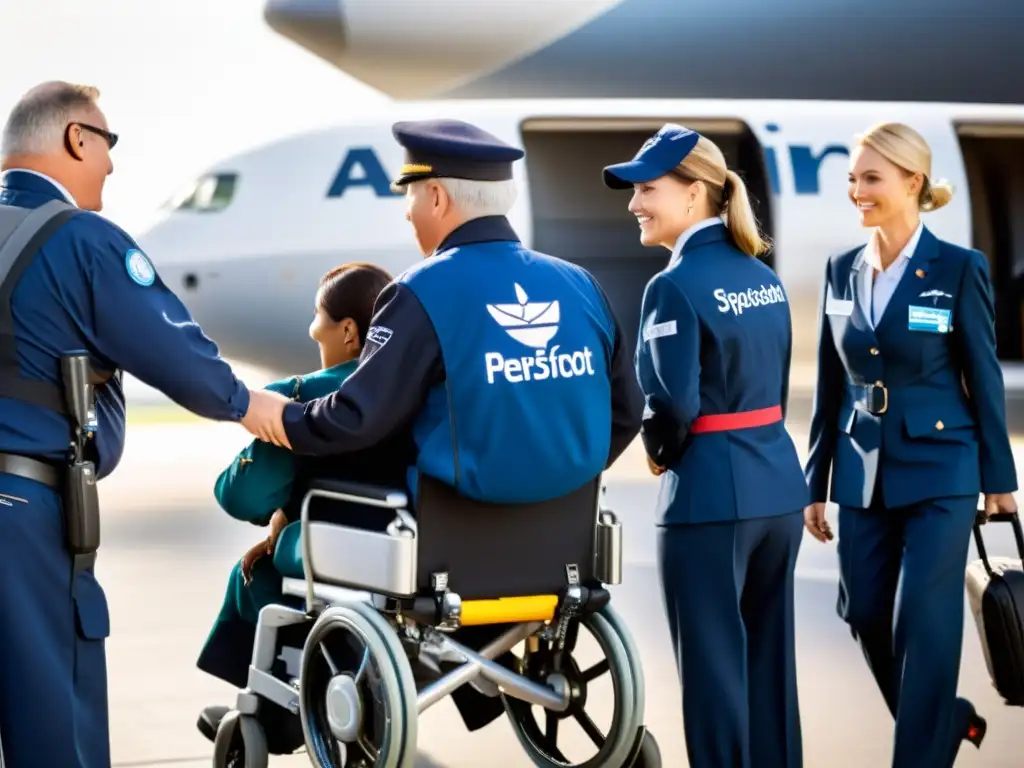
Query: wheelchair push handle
[[972, 506, 1024, 578], [307, 477, 408, 508]]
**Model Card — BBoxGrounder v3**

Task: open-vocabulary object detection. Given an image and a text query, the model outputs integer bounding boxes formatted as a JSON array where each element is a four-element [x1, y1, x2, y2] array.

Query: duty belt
[[852, 383, 888, 416], [0, 452, 59, 488]]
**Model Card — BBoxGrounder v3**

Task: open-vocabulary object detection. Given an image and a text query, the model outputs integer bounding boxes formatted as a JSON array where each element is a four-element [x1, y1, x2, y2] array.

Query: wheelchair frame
[[218, 478, 657, 767]]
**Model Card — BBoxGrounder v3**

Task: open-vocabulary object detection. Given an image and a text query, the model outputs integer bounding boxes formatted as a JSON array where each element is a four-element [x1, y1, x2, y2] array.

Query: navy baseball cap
[[602, 124, 701, 189]]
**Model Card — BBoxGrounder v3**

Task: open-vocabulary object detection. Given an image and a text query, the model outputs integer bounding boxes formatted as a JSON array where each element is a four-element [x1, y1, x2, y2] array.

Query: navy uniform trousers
[[658, 510, 804, 768], [0, 472, 109, 768], [836, 480, 977, 768]]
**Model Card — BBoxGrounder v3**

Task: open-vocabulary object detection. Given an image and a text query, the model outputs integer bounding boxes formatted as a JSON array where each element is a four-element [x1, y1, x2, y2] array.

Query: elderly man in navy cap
[[239, 119, 643, 733]]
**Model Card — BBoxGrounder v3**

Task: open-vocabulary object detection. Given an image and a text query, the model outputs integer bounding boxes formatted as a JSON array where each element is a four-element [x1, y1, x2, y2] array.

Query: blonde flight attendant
[[603, 124, 808, 768], [804, 122, 1018, 767]]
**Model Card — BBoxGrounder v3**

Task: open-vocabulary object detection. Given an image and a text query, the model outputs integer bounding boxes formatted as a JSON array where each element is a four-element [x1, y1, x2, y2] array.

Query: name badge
[[908, 305, 952, 333], [643, 320, 677, 342], [825, 286, 853, 316], [825, 297, 854, 316]]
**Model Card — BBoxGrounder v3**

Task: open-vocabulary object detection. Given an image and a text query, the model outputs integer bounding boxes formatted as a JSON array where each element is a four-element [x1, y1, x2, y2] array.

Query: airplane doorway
[[958, 124, 1024, 361], [520, 118, 775, 375]]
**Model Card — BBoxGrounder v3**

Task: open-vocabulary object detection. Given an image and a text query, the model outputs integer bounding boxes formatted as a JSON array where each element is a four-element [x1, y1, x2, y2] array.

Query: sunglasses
[[70, 122, 118, 150]]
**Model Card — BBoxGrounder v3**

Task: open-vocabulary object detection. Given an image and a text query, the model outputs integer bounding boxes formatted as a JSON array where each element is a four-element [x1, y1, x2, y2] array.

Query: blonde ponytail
[[723, 169, 772, 257], [921, 178, 953, 212], [672, 135, 772, 258]]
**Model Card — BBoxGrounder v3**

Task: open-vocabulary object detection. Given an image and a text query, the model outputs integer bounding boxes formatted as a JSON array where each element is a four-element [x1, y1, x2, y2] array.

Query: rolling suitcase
[[965, 509, 1024, 706]]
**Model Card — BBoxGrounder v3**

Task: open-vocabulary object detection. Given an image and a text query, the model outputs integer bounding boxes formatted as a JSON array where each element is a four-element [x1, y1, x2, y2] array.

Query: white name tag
[[825, 295, 854, 316], [643, 320, 677, 342]]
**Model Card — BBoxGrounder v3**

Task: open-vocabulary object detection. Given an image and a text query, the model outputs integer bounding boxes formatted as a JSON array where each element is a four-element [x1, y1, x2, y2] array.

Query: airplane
[[136, 0, 1024, 391]]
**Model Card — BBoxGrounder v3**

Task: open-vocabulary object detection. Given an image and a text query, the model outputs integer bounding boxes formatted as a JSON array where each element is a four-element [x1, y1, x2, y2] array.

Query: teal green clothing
[[197, 361, 355, 689], [214, 360, 358, 527]]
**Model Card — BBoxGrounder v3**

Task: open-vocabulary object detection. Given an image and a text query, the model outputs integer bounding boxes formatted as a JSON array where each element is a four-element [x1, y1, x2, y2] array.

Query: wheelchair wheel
[[502, 608, 642, 767], [299, 603, 418, 768], [597, 605, 646, 725], [211, 710, 269, 768]]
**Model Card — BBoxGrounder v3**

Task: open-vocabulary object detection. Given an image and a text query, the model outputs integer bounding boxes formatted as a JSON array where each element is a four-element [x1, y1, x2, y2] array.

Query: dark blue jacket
[[806, 225, 1017, 509], [636, 222, 809, 525], [0, 170, 248, 477], [282, 215, 643, 501]]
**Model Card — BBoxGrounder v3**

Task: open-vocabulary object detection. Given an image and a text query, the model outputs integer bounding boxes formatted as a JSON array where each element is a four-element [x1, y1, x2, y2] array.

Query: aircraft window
[[164, 172, 238, 212]]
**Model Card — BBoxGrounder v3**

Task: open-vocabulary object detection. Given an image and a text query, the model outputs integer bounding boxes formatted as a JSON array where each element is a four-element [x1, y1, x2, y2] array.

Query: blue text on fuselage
[[762, 122, 850, 196], [326, 147, 402, 198], [325, 135, 850, 199]]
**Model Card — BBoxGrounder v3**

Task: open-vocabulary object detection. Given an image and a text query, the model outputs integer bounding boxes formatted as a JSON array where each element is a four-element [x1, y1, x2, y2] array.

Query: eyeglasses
[[71, 122, 118, 150]]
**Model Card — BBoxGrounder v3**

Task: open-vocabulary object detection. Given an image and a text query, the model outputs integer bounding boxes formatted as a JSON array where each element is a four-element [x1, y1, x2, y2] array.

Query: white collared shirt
[[859, 221, 923, 327], [1, 168, 78, 207], [669, 217, 722, 266]]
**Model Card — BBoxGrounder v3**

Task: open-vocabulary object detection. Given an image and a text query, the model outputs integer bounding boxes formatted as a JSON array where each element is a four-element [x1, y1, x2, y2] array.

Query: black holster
[[64, 459, 100, 556], [60, 352, 105, 561]]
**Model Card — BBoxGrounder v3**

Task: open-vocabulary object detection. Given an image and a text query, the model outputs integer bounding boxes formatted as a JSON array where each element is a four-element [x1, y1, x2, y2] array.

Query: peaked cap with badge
[[389, 119, 525, 193]]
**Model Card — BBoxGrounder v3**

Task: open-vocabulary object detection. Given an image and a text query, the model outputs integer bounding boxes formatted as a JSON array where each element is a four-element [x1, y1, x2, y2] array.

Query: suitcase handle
[[973, 507, 1024, 578]]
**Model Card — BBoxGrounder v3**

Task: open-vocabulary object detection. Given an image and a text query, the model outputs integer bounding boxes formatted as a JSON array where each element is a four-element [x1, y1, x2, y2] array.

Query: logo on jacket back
[[714, 283, 787, 316], [484, 283, 596, 384]]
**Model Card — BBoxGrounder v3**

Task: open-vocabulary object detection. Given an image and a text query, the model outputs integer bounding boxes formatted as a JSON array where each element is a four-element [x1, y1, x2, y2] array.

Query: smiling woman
[[847, 122, 953, 235], [805, 121, 1019, 768], [601, 123, 809, 768]]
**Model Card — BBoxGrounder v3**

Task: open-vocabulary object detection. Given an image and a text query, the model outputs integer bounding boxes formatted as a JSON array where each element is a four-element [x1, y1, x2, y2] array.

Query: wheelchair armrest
[[304, 478, 409, 510]]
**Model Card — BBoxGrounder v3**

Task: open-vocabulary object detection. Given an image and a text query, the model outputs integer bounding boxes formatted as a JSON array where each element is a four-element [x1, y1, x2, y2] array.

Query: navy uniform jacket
[[0, 170, 249, 477], [637, 221, 809, 525], [282, 215, 643, 501], [806, 225, 1017, 509]]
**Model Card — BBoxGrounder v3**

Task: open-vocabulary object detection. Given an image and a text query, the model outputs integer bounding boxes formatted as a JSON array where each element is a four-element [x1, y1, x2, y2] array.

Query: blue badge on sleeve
[[125, 248, 155, 287], [908, 305, 952, 333]]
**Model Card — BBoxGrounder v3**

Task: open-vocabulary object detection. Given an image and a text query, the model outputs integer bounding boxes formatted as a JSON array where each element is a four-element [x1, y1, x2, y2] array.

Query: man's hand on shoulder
[[241, 388, 292, 448]]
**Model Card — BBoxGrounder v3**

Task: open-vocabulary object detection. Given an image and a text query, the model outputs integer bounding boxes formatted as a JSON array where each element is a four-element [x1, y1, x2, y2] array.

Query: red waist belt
[[690, 405, 783, 434]]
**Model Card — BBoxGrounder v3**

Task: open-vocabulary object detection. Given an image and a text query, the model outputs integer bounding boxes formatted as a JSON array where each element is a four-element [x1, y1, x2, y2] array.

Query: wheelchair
[[211, 473, 662, 767]]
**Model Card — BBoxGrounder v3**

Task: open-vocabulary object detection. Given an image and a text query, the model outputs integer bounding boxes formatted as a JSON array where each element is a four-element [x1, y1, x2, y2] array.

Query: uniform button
[[935, 420, 944, 431], [870, 347, 879, 355]]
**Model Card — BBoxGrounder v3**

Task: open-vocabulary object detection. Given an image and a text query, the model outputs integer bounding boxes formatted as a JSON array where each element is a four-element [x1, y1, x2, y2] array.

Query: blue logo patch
[[125, 248, 155, 287], [908, 305, 952, 333]]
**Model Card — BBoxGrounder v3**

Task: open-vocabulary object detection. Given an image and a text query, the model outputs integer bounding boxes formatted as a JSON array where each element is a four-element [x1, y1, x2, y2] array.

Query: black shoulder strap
[[0, 200, 85, 415]]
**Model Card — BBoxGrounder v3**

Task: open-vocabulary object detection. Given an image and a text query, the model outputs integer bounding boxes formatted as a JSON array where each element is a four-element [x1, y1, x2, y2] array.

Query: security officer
[[804, 121, 1017, 767], [602, 124, 809, 768], [243, 118, 644, 731], [0, 81, 252, 768]]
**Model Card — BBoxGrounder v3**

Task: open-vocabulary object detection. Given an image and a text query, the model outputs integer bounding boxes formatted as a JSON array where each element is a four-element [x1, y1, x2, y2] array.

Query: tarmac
[[91, 405, 1024, 767]]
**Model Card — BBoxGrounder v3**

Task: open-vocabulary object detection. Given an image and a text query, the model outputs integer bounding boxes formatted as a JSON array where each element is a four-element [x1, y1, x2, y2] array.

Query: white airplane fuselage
[[137, 98, 1024, 384]]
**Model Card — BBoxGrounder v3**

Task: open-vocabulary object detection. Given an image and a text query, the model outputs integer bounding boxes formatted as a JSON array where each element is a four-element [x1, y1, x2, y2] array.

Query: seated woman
[[195, 261, 413, 751]]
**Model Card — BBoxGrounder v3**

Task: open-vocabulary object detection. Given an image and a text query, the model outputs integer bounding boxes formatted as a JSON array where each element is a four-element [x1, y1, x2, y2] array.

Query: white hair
[[0, 81, 100, 159], [436, 177, 518, 218]]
